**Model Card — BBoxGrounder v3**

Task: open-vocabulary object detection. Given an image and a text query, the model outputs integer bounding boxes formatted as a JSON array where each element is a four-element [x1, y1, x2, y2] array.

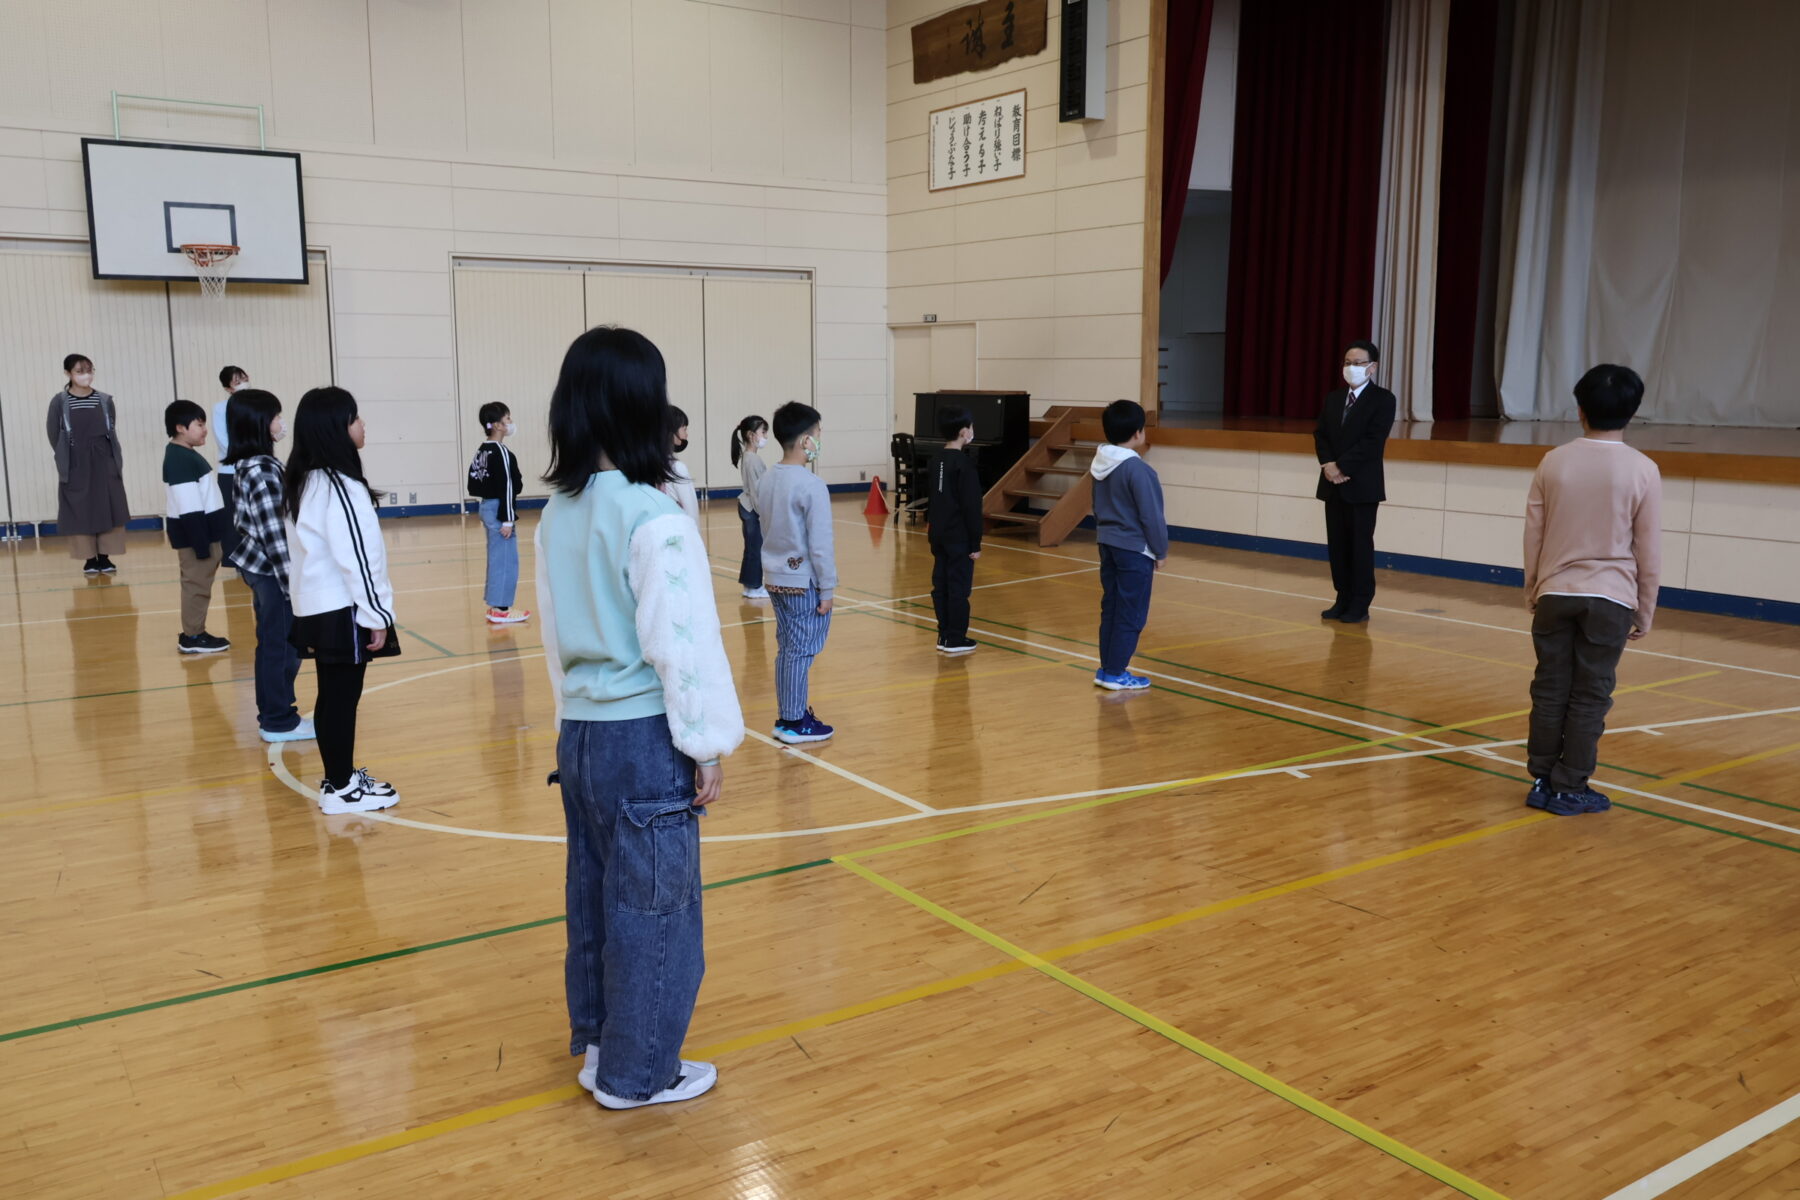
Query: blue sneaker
[[1093, 670, 1151, 691], [1546, 787, 1611, 816], [1526, 778, 1552, 810], [774, 709, 834, 744]]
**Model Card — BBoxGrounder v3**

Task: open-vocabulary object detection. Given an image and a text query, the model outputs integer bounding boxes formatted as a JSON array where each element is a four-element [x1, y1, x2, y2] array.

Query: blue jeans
[[239, 568, 301, 732], [1098, 543, 1154, 675], [737, 503, 763, 590], [771, 587, 832, 721], [478, 499, 518, 609], [557, 714, 705, 1099]]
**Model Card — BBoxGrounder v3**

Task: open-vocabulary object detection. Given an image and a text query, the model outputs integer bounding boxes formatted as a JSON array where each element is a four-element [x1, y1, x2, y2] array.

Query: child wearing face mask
[[755, 402, 837, 744], [467, 403, 530, 625], [213, 365, 250, 563], [660, 405, 701, 530], [224, 388, 312, 742], [730, 414, 770, 599]]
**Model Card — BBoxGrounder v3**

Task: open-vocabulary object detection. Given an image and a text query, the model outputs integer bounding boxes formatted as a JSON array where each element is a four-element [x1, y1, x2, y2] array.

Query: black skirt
[[290, 606, 403, 665]]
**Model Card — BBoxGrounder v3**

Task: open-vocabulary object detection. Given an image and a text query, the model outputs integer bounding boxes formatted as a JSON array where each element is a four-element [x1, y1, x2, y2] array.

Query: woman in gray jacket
[[46, 353, 129, 574]]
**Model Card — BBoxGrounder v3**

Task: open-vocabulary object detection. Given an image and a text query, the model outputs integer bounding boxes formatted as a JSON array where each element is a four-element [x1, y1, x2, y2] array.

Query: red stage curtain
[[1430, 0, 1501, 421], [1224, 0, 1387, 419], [1160, 0, 1215, 283]]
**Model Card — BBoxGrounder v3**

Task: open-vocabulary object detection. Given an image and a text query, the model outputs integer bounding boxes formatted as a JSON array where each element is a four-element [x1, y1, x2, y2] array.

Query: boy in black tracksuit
[[928, 406, 983, 655]]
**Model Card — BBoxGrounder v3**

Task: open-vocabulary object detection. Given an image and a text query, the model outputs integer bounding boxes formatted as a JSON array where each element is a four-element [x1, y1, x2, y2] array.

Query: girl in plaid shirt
[[224, 389, 312, 743]]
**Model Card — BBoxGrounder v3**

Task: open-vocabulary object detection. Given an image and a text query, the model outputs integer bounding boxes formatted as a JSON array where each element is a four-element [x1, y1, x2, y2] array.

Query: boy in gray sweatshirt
[[1090, 400, 1167, 690], [755, 402, 838, 743]]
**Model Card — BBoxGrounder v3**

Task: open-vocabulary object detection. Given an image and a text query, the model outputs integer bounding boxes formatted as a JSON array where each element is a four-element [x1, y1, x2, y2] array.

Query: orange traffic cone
[[864, 476, 890, 516]]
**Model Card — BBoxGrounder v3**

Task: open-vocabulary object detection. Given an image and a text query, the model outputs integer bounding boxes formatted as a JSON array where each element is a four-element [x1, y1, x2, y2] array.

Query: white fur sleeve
[[534, 522, 566, 723], [627, 513, 745, 762]]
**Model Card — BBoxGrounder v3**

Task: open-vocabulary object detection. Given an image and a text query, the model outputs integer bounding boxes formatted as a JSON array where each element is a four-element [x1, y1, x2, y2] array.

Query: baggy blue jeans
[[1097, 543, 1155, 675], [557, 714, 705, 1100], [238, 567, 301, 732], [478, 498, 519, 609]]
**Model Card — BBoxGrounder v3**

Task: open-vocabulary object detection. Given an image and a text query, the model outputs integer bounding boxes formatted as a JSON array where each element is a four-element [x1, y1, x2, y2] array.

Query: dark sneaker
[[1526, 778, 1553, 810], [937, 638, 976, 655], [1337, 609, 1370, 624], [178, 633, 230, 655], [1320, 604, 1345, 620], [773, 710, 834, 744], [97, 555, 118, 574], [82, 557, 101, 575], [1547, 788, 1612, 816]]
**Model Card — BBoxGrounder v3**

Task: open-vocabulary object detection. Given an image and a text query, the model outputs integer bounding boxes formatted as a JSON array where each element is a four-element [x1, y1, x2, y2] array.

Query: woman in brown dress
[[46, 353, 130, 575]]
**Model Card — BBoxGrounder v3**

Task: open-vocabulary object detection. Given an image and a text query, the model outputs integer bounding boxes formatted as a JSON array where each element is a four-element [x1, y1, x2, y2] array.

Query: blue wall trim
[[1162, 522, 1800, 625]]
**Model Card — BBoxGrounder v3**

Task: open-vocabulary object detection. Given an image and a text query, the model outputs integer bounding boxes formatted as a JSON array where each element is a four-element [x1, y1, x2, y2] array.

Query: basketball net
[[181, 244, 239, 300]]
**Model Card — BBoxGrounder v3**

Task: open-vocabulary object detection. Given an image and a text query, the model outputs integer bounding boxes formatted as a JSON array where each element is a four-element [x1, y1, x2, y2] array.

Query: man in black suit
[[1314, 340, 1396, 624]]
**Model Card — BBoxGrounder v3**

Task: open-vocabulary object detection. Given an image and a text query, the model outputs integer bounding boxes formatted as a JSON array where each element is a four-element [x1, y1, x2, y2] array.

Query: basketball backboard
[[81, 138, 308, 284]]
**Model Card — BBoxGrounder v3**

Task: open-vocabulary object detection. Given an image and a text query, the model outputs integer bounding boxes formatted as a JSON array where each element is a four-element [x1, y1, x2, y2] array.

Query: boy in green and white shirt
[[162, 400, 233, 655]]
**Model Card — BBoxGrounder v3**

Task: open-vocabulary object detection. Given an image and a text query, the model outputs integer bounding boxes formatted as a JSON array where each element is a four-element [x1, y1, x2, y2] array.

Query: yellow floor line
[[1640, 739, 1800, 790], [164, 814, 1543, 1200], [834, 855, 1512, 1200]]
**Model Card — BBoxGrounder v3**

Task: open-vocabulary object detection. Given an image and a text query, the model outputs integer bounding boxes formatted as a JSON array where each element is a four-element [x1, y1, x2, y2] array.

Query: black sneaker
[[96, 555, 118, 574], [1320, 604, 1345, 620], [936, 638, 977, 655], [82, 557, 101, 575], [1546, 787, 1612, 816], [178, 633, 231, 655]]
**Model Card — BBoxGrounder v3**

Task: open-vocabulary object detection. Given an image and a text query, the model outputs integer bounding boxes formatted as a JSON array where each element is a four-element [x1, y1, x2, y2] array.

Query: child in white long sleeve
[[536, 326, 744, 1113]]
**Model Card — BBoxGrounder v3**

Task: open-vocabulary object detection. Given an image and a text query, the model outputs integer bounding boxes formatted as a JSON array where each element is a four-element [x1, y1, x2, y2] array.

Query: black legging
[[314, 660, 368, 790]]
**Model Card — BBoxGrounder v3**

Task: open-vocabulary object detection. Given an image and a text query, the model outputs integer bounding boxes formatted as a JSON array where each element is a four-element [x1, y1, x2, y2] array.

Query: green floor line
[[398, 624, 458, 658], [1, 643, 547, 709], [0, 858, 830, 1046]]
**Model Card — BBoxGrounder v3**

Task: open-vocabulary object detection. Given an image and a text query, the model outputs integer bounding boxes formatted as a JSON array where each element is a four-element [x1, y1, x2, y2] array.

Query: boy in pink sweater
[[1522, 364, 1662, 816]]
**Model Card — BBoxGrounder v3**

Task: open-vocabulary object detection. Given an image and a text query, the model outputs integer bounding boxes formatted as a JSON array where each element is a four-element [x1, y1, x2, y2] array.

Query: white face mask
[[272, 419, 287, 443], [803, 434, 821, 464], [1343, 364, 1371, 388], [72, 372, 94, 388], [231, 380, 248, 392], [503, 420, 516, 436], [754, 435, 768, 450]]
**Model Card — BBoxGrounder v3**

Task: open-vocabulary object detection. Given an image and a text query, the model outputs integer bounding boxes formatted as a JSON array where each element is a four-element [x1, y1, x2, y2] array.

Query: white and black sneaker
[[592, 1060, 718, 1110], [353, 768, 398, 800], [178, 633, 231, 655], [936, 638, 977, 655], [317, 778, 398, 815], [82, 557, 101, 575]]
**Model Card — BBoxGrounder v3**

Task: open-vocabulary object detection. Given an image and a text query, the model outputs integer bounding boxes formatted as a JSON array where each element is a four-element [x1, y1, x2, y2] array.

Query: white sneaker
[[318, 779, 398, 815], [353, 768, 398, 800], [261, 718, 317, 743], [742, 587, 769, 600], [486, 607, 531, 624], [593, 1060, 718, 1110]]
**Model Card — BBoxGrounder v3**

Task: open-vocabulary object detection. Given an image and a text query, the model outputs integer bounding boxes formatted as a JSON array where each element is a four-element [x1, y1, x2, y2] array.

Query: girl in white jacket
[[284, 387, 402, 816], [538, 326, 743, 1111]]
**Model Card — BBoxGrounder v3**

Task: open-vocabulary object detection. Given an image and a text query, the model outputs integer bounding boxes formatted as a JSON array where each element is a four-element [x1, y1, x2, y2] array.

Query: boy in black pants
[[928, 406, 983, 655]]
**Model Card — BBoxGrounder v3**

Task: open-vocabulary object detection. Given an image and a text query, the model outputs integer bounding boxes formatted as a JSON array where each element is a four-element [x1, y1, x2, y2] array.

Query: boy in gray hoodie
[[756, 402, 838, 743], [1090, 400, 1167, 690]]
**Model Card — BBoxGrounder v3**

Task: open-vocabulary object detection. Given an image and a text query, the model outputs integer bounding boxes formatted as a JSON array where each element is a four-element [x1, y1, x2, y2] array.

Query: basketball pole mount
[[110, 92, 266, 149]]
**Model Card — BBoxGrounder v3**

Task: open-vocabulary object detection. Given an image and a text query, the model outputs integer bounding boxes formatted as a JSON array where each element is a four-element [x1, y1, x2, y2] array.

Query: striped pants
[[771, 587, 832, 722]]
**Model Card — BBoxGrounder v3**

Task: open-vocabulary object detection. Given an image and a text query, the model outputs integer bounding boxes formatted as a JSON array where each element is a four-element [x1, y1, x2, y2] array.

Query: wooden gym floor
[[4, 497, 1800, 1199]]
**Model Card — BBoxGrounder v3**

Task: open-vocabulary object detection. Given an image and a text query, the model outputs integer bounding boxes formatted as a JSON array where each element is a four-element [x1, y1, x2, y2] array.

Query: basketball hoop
[[180, 243, 239, 299]]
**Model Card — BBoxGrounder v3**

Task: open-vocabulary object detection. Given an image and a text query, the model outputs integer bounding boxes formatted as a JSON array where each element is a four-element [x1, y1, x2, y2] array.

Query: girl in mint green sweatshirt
[[536, 326, 744, 1113]]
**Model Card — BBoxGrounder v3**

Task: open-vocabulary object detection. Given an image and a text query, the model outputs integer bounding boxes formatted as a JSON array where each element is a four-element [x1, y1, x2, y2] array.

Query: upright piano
[[910, 390, 1031, 494]]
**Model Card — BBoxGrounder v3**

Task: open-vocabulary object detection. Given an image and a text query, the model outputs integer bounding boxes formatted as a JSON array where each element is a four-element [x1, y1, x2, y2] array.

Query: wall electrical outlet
[[859, 470, 867, 481], [924, 313, 937, 323], [409, 492, 417, 504], [387, 492, 399, 505]]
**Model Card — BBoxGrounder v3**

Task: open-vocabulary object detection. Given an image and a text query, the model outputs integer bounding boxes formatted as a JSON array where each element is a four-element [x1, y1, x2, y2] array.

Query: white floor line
[[1600, 1089, 1800, 1199], [744, 728, 933, 813]]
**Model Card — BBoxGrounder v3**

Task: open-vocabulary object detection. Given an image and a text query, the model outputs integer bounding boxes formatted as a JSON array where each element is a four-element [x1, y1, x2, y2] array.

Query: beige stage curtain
[[1372, 0, 1451, 422], [1494, 0, 1609, 421], [1588, 0, 1800, 427]]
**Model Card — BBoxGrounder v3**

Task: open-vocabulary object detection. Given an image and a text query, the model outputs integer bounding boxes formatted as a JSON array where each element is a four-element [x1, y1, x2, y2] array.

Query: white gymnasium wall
[[887, 0, 1154, 415], [0, 0, 888, 513]]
